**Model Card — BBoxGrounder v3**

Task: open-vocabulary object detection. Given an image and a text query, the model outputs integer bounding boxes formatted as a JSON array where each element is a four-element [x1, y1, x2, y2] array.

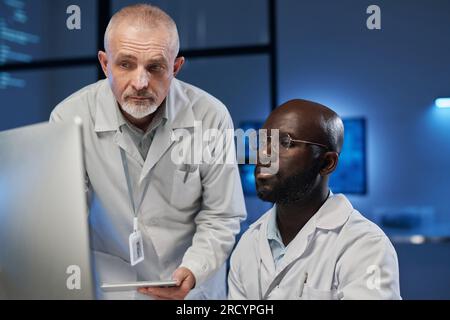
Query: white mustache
[[125, 94, 154, 100]]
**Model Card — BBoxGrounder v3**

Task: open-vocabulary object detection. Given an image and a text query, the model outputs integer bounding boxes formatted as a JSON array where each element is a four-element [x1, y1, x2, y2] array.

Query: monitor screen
[[329, 118, 367, 194]]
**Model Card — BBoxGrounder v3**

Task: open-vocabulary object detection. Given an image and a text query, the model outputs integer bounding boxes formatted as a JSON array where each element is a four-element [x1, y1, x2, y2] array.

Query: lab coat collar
[[94, 78, 194, 133], [254, 193, 353, 277], [266, 207, 281, 242], [94, 80, 120, 133], [314, 193, 353, 230], [250, 192, 352, 233], [166, 78, 195, 129], [277, 193, 353, 266]]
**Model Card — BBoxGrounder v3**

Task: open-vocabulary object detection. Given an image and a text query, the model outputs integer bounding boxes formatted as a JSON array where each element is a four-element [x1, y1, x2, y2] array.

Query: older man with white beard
[[50, 4, 246, 300]]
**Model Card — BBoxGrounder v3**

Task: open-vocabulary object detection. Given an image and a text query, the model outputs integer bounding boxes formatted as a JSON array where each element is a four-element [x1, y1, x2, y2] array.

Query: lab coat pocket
[[300, 285, 339, 300], [170, 165, 202, 210]]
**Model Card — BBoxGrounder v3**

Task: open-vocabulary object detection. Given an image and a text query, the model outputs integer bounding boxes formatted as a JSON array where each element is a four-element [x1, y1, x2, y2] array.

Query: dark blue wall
[[278, 0, 450, 226], [1, 0, 449, 299]]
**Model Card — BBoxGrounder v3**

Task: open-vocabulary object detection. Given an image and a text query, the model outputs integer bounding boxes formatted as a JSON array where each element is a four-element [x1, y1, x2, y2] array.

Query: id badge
[[129, 230, 144, 266]]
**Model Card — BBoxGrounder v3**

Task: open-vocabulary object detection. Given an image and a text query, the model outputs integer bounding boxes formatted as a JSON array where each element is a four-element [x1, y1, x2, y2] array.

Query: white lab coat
[[50, 78, 246, 299], [228, 194, 401, 300]]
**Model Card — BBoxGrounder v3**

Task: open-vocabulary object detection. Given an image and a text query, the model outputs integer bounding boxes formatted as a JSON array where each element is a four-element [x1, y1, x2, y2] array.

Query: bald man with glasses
[[228, 99, 401, 300]]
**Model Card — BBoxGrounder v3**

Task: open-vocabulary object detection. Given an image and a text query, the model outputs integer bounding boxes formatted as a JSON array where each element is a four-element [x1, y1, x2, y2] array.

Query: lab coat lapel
[[139, 125, 174, 183], [257, 208, 277, 295], [113, 131, 144, 167], [262, 212, 317, 299]]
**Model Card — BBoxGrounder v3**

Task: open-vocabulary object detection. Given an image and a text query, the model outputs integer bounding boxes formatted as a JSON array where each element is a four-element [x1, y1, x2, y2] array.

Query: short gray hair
[[104, 3, 180, 57]]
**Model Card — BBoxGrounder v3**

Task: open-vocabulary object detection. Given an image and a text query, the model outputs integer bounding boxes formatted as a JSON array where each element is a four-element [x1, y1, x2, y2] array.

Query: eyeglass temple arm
[[290, 138, 329, 149]]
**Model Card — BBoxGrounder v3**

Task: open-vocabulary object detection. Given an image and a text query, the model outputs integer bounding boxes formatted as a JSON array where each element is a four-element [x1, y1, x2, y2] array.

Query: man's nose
[[256, 141, 271, 165], [131, 68, 149, 91]]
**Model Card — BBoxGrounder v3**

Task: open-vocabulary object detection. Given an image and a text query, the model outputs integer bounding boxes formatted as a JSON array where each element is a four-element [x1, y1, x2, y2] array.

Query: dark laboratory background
[[1, 0, 449, 299]]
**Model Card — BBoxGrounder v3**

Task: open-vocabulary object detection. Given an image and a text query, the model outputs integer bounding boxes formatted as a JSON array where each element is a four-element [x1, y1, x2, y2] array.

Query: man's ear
[[98, 51, 109, 78], [173, 56, 185, 77], [320, 152, 339, 176]]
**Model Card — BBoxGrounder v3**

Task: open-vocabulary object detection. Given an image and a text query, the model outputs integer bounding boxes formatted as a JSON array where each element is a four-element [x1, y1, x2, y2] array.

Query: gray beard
[[121, 101, 158, 119]]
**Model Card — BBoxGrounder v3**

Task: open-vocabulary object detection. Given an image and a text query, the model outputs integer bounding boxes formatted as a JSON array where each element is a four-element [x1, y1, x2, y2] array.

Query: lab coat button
[[148, 218, 159, 226]]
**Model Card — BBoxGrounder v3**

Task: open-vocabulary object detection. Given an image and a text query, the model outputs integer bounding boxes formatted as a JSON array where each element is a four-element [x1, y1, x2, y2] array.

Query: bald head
[[270, 99, 344, 154], [104, 4, 180, 57]]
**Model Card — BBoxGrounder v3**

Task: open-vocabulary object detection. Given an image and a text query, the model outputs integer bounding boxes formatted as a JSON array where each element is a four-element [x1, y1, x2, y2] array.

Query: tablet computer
[[101, 280, 178, 292]]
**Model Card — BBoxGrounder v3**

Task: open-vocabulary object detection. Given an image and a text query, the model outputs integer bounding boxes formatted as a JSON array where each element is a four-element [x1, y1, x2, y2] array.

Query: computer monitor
[[0, 121, 95, 299], [329, 118, 367, 194]]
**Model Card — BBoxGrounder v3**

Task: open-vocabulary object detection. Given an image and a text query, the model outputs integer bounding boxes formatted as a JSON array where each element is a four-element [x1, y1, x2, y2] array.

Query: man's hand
[[138, 267, 196, 300]]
